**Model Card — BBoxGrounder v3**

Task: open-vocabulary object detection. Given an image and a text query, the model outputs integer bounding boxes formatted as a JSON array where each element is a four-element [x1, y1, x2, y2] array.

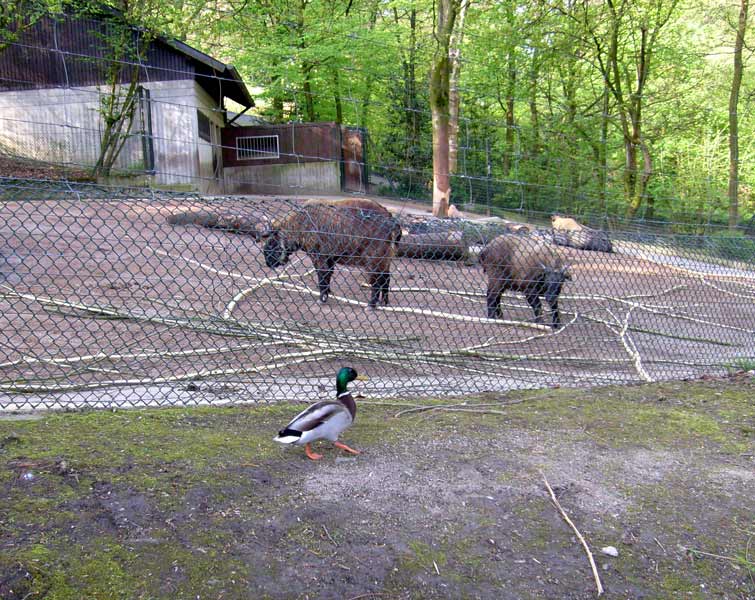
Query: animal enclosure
[[1, 180, 754, 412]]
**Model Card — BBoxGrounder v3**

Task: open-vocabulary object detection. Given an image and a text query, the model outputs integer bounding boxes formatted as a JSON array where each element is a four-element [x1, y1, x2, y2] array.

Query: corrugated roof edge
[[68, 3, 254, 108], [162, 38, 255, 108]]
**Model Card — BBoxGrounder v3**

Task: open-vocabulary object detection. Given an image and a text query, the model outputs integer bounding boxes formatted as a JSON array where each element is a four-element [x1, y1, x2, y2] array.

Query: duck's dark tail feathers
[[274, 427, 302, 444]]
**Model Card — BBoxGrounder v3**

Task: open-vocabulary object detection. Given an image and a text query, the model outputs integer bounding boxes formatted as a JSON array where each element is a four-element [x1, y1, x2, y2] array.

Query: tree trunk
[[625, 27, 652, 219], [502, 49, 516, 177], [302, 64, 316, 122], [359, 0, 382, 129], [398, 7, 419, 169], [728, 0, 749, 229], [92, 25, 142, 178], [528, 47, 541, 157], [332, 68, 343, 124], [448, 0, 468, 175], [271, 95, 285, 122], [430, 0, 460, 217], [624, 138, 640, 218], [430, 56, 452, 216], [598, 84, 609, 214]]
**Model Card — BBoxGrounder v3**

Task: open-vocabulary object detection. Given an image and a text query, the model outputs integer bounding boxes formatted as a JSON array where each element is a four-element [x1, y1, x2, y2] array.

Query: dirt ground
[[0, 375, 753, 599], [0, 188, 754, 412]]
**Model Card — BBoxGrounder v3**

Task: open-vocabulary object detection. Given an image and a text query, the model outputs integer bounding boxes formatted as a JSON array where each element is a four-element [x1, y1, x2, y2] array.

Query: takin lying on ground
[[551, 214, 613, 253], [259, 198, 402, 308], [479, 234, 572, 329]]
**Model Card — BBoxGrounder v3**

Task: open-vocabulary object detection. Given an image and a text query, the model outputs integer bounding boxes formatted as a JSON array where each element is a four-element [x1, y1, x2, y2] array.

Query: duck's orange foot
[[305, 443, 323, 460], [334, 441, 361, 455]]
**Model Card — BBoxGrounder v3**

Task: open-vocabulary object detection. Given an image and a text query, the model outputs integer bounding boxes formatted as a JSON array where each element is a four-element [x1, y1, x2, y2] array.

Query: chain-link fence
[[1, 177, 754, 411]]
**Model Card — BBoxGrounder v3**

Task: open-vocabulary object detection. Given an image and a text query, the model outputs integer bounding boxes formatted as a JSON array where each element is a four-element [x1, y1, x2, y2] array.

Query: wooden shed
[[0, 7, 253, 193], [222, 122, 367, 195]]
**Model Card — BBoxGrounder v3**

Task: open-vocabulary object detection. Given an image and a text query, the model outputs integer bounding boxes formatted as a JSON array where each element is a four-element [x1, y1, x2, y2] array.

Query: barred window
[[236, 135, 280, 160], [197, 110, 211, 142]]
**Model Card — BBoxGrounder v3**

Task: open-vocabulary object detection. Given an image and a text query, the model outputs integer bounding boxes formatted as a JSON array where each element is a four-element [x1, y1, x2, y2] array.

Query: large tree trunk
[[448, 0, 468, 175], [430, 0, 460, 217], [728, 0, 749, 229], [302, 64, 316, 122], [359, 0, 382, 129], [397, 7, 420, 169], [502, 49, 516, 177], [625, 27, 651, 219], [332, 68, 343, 124], [624, 135, 640, 218], [598, 84, 609, 214], [528, 47, 541, 158], [297, 0, 316, 122]]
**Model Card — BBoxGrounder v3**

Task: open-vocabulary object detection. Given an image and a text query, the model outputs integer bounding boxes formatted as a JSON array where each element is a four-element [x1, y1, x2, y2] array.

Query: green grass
[[0, 378, 752, 598]]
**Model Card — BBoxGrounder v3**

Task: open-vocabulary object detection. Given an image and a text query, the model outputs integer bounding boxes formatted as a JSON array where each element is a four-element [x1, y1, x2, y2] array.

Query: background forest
[[4, 0, 755, 233]]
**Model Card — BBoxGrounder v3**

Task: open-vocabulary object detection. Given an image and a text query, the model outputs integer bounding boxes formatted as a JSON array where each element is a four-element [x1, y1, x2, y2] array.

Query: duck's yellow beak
[[356, 375, 369, 381]]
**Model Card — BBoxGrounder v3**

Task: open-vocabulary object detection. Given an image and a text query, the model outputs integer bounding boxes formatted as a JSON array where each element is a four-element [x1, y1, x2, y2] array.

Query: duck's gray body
[[274, 392, 355, 446]]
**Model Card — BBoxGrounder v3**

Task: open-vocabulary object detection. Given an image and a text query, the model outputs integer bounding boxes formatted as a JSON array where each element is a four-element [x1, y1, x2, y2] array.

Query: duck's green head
[[336, 367, 367, 394]]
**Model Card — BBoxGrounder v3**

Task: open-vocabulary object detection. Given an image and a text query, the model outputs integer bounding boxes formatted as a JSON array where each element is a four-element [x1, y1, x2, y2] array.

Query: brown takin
[[479, 235, 571, 329], [260, 198, 402, 308], [550, 214, 584, 232], [551, 214, 613, 253]]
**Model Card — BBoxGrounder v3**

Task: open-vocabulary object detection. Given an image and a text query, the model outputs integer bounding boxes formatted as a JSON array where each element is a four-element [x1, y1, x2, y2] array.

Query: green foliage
[[9, 0, 755, 226]]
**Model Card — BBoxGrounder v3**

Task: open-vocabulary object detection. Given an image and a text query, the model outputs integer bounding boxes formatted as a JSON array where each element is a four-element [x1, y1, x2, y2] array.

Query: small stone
[[601, 546, 619, 557], [21, 472, 34, 481]]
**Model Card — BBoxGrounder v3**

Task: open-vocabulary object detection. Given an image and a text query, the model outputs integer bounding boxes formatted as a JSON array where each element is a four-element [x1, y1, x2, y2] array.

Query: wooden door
[[342, 128, 366, 192]]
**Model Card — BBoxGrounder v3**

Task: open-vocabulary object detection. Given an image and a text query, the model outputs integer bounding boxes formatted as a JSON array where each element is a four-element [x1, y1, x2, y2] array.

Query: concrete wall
[[224, 161, 341, 195], [148, 80, 225, 193], [0, 86, 142, 169], [0, 80, 223, 193]]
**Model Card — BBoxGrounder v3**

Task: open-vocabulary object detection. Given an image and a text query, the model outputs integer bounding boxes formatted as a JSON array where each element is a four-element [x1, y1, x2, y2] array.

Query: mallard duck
[[274, 367, 367, 460]]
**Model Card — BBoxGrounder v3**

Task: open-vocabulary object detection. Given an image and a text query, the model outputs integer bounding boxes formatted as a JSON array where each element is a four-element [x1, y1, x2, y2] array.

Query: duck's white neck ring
[[337, 391, 351, 398]]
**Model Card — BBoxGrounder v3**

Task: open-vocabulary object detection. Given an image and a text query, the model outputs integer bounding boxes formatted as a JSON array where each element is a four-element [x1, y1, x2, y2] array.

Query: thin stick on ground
[[541, 471, 604, 597]]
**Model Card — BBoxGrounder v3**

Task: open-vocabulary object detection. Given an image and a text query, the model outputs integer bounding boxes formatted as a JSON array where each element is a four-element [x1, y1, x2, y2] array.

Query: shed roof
[[159, 38, 254, 109], [0, 8, 254, 109]]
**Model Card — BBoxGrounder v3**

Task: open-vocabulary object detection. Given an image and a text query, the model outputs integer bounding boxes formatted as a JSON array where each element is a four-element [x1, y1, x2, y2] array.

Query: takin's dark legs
[[486, 281, 505, 319], [315, 257, 336, 303], [549, 297, 562, 329], [367, 270, 389, 308], [525, 291, 561, 329], [377, 271, 390, 306], [525, 291, 544, 324]]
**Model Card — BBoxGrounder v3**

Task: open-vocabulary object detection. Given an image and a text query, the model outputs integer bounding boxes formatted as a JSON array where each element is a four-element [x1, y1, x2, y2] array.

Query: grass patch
[[1, 378, 753, 598]]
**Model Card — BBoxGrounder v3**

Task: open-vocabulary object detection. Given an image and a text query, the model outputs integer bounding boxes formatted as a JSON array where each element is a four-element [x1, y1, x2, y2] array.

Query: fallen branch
[[394, 399, 525, 417], [0, 348, 342, 394], [617, 306, 653, 382], [681, 546, 750, 564], [149, 248, 257, 282], [699, 277, 755, 300], [541, 471, 604, 597], [223, 266, 313, 319], [272, 280, 551, 331]]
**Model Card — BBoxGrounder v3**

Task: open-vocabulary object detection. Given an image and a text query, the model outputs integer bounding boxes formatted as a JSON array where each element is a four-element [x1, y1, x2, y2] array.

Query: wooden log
[[167, 210, 264, 237], [397, 231, 469, 261], [552, 227, 613, 253]]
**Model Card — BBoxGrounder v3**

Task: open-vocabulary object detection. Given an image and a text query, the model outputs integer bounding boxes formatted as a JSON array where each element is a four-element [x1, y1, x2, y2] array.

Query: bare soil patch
[[0, 189, 753, 411], [0, 376, 753, 598]]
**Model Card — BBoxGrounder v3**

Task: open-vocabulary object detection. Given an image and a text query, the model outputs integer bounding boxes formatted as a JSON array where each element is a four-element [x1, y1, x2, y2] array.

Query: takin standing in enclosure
[[259, 198, 402, 308], [479, 235, 572, 329]]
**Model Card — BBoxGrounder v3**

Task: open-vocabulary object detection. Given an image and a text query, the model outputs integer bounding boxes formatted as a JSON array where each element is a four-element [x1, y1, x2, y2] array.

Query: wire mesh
[[1, 178, 753, 412]]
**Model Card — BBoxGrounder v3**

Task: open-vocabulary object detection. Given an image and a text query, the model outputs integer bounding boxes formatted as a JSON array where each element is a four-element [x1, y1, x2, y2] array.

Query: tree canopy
[[5, 0, 755, 229]]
